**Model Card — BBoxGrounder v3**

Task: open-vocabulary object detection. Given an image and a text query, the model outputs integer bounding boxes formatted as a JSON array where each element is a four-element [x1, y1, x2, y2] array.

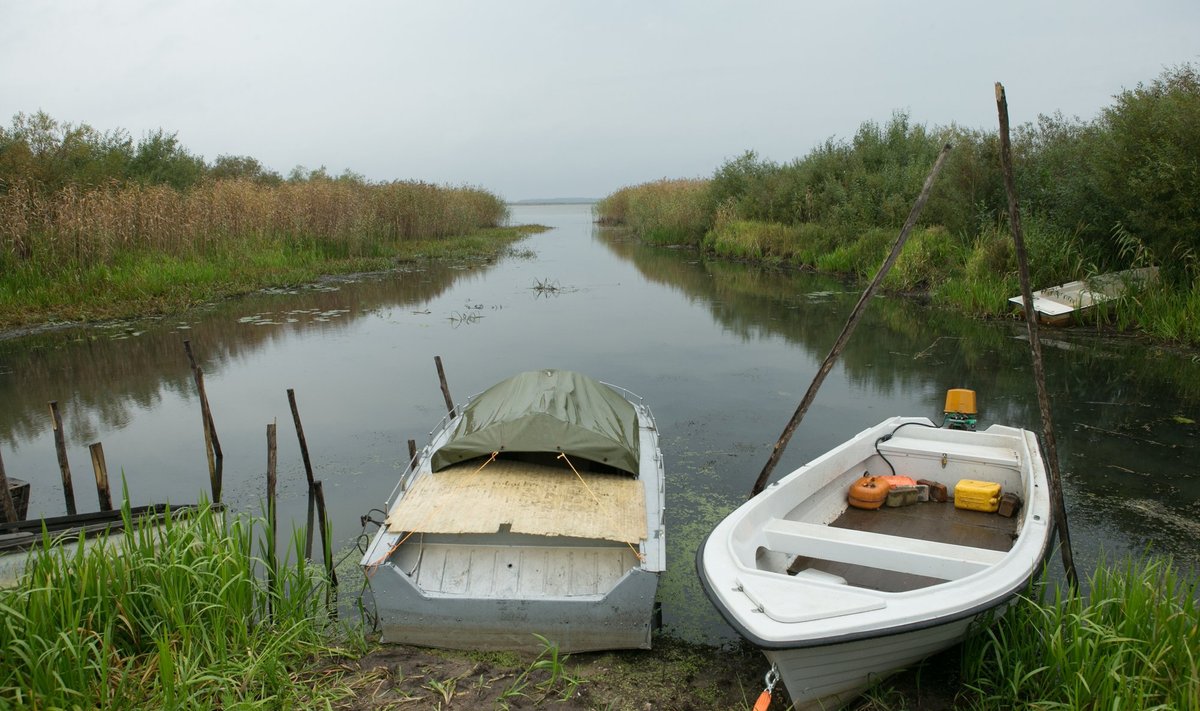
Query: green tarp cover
[[430, 370, 641, 475]]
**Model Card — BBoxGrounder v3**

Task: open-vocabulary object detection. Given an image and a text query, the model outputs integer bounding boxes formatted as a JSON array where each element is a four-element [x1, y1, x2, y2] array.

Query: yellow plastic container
[[954, 479, 1002, 512], [944, 388, 978, 415]]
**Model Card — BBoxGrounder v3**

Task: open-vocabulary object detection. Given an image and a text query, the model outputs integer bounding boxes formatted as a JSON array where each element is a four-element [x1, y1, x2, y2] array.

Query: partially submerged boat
[[1009, 266, 1157, 326], [361, 369, 665, 653], [697, 406, 1052, 709], [0, 503, 213, 586]]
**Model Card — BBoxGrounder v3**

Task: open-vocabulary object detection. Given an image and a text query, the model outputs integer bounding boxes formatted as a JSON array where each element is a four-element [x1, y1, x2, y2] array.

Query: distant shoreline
[[508, 197, 598, 206]]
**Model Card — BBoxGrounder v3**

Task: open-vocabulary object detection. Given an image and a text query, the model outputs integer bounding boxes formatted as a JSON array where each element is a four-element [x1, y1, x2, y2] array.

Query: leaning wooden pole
[[288, 388, 318, 558], [184, 340, 224, 502], [48, 401, 77, 516], [749, 143, 953, 498], [434, 356, 455, 417], [995, 82, 1079, 589]]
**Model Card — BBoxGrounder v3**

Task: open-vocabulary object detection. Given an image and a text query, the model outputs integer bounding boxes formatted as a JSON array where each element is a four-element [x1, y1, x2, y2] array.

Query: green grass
[[0, 225, 537, 329], [0, 500, 363, 709], [961, 556, 1199, 710]]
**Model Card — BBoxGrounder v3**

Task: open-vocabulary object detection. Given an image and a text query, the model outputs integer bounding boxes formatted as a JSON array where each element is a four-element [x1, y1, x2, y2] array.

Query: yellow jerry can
[[954, 479, 1002, 513]]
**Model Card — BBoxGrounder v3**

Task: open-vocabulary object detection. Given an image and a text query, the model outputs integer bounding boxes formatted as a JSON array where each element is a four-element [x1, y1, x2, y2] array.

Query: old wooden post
[[49, 401, 77, 515], [89, 442, 113, 512], [749, 143, 953, 498], [288, 388, 318, 558], [0, 447, 19, 524], [266, 422, 278, 613], [184, 340, 224, 502], [312, 479, 338, 607], [995, 82, 1079, 589], [435, 355, 455, 417]]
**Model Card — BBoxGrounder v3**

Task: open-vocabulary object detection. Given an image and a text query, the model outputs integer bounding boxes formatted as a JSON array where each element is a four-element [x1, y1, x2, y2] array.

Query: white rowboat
[[697, 417, 1052, 709]]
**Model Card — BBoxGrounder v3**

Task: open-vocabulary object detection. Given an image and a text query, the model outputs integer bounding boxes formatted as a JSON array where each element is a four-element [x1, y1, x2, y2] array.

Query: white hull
[[697, 418, 1052, 708]]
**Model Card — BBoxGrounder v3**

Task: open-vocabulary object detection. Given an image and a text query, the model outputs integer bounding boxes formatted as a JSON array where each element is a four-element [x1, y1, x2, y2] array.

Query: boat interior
[[753, 426, 1028, 593]]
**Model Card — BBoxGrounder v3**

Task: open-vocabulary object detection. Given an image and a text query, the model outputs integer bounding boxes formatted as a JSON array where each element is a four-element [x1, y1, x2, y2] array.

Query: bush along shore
[[597, 64, 1200, 347], [0, 114, 524, 331], [2, 506, 1194, 710]]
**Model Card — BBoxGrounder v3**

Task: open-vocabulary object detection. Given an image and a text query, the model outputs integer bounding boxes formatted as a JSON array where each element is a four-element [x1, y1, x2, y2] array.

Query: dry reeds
[[0, 179, 508, 273]]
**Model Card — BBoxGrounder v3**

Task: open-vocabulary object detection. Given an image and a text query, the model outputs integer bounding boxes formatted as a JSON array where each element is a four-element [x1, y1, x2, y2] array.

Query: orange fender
[[848, 475, 890, 510]]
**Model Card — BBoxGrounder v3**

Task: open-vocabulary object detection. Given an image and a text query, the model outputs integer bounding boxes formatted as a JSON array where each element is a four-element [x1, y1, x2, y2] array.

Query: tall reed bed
[[0, 502, 359, 709], [962, 556, 1199, 710], [595, 179, 710, 245], [0, 179, 508, 274]]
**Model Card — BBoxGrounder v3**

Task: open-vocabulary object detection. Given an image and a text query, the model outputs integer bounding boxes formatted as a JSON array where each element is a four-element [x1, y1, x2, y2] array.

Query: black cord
[[874, 420, 941, 477]]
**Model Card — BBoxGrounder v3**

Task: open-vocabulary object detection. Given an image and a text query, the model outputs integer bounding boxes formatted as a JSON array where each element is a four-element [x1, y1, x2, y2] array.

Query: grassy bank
[[0, 179, 533, 330], [596, 63, 1200, 347], [4, 509, 1193, 710], [0, 502, 363, 708]]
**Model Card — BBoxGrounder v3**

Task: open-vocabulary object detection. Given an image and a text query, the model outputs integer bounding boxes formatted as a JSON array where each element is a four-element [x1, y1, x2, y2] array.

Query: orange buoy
[[848, 475, 890, 510]]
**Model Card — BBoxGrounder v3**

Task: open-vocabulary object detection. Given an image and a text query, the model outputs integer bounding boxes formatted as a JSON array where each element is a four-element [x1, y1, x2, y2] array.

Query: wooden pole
[[288, 388, 318, 558], [266, 422, 278, 613], [749, 143, 954, 498], [184, 340, 224, 502], [0, 447, 19, 524], [995, 82, 1079, 589], [48, 401, 77, 516], [305, 489, 316, 560], [312, 479, 338, 610], [89, 442, 113, 512], [434, 356, 455, 417]]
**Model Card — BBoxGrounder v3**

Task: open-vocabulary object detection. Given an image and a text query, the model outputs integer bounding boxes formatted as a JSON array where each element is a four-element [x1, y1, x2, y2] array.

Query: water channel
[[1, 203, 1197, 643]]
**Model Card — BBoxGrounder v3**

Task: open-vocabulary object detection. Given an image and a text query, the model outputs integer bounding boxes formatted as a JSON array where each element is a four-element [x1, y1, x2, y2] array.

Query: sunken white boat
[[362, 369, 665, 653], [697, 414, 1052, 710]]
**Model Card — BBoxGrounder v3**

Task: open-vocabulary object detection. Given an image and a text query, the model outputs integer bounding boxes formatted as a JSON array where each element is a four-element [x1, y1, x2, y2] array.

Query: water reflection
[[0, 204, 1196, 645]]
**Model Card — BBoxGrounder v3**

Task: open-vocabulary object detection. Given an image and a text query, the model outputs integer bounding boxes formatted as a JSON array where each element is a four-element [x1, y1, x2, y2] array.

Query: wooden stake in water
[[312, 478, 336, 593], [750, 143, 954, 498], [288, 388, 318, 558], [435, 355, 455, 417], [49, 401, 77, 516], [89, 442, 113, 512], [995, 82, 1079, 589], [266, 422, 278, 614], [0, 447, 19, 525], [184, 340, 224, 502]]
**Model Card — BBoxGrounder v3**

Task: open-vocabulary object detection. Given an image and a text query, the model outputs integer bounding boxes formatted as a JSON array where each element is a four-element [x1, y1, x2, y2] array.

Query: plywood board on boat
[[385, 459, 647, 544]]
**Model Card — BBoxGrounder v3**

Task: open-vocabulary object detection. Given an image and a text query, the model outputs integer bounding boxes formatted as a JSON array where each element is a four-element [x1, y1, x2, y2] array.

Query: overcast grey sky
[[2, 1, 1197, 201]]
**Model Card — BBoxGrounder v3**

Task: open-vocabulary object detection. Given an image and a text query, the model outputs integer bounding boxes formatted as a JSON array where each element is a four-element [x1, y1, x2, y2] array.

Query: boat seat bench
[[762, 518, 1006, 581]]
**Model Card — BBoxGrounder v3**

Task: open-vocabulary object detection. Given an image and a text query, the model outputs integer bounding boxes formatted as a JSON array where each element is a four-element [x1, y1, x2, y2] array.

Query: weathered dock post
[[995, 82, 1079, 589], [184, 340, 223, 502], [266, 421, 278, 615], [312, 479, 338, 608], [435, 355, 455, 417], [49, 401, 77, 515], [88, 442, 114, 512], [0, 447, 19, 524], [288, 388, 318, 558]]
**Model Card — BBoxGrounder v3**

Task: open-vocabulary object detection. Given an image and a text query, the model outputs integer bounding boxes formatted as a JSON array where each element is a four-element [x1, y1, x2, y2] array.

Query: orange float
[[848, 475, 890, 510]]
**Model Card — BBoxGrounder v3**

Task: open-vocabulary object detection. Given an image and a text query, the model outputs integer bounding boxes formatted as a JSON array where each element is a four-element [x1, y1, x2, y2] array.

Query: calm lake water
[[1, 203, 1197, 643]]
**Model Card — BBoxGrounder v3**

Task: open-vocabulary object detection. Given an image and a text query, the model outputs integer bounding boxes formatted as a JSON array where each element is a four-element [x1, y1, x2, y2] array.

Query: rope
[[556, 452, 646, 563], [365, 451, 499, 574]]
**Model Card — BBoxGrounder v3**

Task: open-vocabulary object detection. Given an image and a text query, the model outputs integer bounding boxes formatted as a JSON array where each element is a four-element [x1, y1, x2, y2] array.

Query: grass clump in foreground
[[0, 501, 362, 709], [961, 556, 1199, 710]]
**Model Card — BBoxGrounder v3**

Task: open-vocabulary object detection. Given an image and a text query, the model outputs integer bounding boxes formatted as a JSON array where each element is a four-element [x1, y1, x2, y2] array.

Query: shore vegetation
[[0, 113, 514, 330], [597, 63, 1200, 346]]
